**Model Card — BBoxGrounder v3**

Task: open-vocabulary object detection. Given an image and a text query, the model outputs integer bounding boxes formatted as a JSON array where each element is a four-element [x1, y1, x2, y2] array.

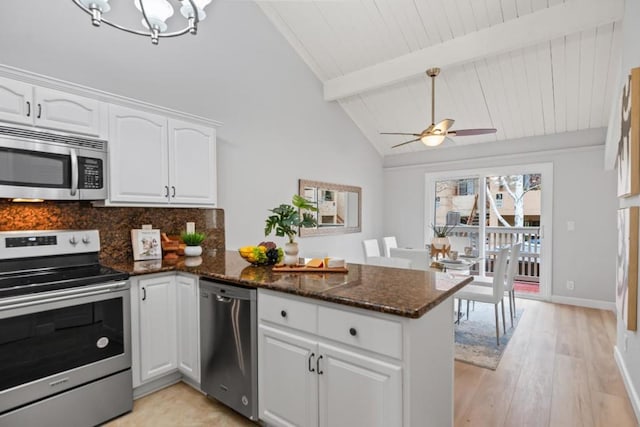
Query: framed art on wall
[[617, 207, 639, 331], [617, 67, 640, 198]]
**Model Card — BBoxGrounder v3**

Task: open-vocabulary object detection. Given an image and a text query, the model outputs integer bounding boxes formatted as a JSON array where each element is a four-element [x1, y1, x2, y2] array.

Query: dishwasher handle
[[216, 294, 232, 303]]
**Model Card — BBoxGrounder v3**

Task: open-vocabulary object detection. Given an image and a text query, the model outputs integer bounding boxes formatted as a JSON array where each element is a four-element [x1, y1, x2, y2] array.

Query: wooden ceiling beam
[[323, 0, 624, 101]]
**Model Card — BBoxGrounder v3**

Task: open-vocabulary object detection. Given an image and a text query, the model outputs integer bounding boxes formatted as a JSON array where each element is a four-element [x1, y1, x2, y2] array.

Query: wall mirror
[[298, 179, 361, 237]]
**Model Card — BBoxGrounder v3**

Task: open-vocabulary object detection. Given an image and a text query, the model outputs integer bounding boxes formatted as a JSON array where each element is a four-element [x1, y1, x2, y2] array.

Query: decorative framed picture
[[131, 229, 162, 261], [617, 67, 640, 198], [617, 207, 638, 331]]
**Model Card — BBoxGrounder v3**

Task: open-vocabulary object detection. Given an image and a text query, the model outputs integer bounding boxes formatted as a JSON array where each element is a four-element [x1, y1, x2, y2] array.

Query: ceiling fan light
[[421, 134, 446, 147]]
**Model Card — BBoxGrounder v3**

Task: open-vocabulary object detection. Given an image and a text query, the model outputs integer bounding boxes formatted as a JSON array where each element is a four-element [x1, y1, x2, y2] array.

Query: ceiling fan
[[381, 68, 497, 149]]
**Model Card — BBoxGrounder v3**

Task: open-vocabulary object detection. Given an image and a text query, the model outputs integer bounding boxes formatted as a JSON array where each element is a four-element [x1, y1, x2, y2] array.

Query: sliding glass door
[[426, 164, 552, 300]]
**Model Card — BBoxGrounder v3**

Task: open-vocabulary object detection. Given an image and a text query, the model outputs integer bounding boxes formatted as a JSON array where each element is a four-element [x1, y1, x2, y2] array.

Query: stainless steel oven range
[[0, 230, 132, 427]]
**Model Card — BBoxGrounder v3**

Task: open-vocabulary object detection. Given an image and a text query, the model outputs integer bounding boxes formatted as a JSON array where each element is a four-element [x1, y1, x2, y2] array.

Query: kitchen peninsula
[[109, 250, 472, 427]]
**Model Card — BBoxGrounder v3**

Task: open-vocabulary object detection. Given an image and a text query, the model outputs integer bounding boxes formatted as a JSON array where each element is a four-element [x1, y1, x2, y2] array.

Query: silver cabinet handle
[[171, 186, 176, 198], [26, 101, 31, 117], [37, 103, 42, 119], [69, 148, 78, 196]]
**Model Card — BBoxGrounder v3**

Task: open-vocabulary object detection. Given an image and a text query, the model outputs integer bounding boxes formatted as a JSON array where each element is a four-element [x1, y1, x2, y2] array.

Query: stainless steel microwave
[[0, 126, 107, 200]]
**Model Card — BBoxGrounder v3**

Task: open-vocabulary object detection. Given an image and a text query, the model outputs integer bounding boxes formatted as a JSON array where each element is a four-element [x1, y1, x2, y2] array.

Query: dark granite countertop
[[106, 250, 473, 319]]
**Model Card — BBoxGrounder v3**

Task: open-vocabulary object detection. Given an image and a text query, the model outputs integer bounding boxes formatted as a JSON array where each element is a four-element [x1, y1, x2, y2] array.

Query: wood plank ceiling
[[256, 0, 624, 157]]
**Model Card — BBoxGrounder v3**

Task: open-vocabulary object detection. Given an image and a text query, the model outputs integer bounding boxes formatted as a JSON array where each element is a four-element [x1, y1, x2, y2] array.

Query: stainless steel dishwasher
[[199, 279, 258, 421]]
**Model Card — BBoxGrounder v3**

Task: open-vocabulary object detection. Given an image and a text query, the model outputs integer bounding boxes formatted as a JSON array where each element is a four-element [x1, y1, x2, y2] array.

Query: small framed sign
[[131, 229, 162, 261]]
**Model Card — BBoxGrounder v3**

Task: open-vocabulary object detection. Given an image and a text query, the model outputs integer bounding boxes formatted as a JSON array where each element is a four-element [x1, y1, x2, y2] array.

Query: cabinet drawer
[[258, 292, 317, 334], [318, 306, 402, 359]]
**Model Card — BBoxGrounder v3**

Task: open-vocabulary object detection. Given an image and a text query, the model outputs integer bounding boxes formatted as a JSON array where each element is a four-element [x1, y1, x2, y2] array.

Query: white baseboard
[[133, 371, 182, 399], [550, 295, 615, 311], [614, 345, 640, 422]]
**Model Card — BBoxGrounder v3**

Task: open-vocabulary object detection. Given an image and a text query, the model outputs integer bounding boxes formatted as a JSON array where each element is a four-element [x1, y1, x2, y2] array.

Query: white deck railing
[[450, 225, 540, 282]]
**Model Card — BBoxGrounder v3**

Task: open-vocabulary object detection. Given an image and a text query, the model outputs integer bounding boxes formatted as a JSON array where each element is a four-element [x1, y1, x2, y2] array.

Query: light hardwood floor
[[107, 300, 638, 426], [455, 299, 637, 427]]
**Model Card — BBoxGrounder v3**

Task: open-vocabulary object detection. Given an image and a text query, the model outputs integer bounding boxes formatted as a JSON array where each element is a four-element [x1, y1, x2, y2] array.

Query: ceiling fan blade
[[380, 132, 421, 136], [434, 118, 455, 133], [391, 138, 420, 148], [448, 128, 497, 136]]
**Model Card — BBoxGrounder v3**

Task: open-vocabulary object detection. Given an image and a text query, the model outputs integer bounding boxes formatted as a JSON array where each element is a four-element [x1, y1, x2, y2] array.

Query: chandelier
[[72, 0, 212, 45]]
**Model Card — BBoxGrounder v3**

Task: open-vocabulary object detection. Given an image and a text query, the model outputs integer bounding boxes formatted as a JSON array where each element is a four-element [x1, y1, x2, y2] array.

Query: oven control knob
[[69, 236, 78, 246], [82, 236, 91, 244]]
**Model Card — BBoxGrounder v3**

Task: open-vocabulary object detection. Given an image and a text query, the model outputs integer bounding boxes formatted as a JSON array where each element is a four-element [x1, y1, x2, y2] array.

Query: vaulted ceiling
[[256, 0, 624, 156]]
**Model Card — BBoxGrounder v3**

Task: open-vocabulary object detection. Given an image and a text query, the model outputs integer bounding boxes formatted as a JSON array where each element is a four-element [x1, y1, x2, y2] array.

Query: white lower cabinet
[[258, 290, 403, 427], [176, 274, 200, 382], [138, 274, 178, 383], [259, 325, 319, 427], [318, 343, 402, 427], [130, 273, 200, 388]]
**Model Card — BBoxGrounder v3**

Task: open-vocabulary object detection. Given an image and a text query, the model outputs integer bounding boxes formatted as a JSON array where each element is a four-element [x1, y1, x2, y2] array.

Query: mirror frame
[[298, 179, 362, 237]]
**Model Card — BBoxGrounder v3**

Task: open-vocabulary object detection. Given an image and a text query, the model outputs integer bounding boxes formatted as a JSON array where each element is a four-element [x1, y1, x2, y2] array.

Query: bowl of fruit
[[238, 241, 283, 266]]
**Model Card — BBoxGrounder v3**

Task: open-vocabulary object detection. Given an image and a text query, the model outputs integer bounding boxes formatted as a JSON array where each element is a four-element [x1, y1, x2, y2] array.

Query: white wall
[[383, 129, 617, 304], [612, 0, 640, 420], [0, 1, 383, 262]]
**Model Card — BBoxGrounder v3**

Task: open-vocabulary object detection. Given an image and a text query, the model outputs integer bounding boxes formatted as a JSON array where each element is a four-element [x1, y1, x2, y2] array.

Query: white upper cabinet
[[0, 76, 103, 136], [108, 105, 217, 207], [109, 105, 169, 204], [0, 77, 31, 125], [168, 119, 217, 205]]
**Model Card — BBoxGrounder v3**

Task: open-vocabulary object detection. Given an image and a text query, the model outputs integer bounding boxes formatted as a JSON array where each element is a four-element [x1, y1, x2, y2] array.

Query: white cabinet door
[[139, 275, 178, 382], [259, 325, 319, 427], [168, 119, 216, 205], [0, 76, 32, 125], [176, 274, 200, 383], [34, 87, 102, 136], [109, 105, 169, 204], [318, 343, 402, 427]]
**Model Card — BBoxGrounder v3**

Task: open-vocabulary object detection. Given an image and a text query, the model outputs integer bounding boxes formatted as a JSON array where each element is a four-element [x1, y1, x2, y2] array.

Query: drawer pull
[[317, 355, 324, 375], [349, 327, 357, 336], [280, 310, 287, 318]]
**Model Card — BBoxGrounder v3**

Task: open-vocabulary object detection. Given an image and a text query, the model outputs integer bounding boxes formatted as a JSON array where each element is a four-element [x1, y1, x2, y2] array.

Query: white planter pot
[[431, 236, 450, 249], [283, 242, 299, 266], [184, 245, 202, 257]]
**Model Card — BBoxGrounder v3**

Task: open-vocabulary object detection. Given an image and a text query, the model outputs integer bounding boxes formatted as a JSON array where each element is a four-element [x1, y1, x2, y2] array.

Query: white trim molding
[[550, 295, 616, 311], [614, 345, 640, 422]]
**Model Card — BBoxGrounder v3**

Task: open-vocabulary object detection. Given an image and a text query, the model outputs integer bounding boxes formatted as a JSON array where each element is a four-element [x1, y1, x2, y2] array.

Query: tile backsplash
[[0, 201, 225, 264]]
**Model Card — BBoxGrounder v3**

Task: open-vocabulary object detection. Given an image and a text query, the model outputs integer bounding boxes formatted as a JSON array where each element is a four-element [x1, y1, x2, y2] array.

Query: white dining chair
[[455, 246, 510, 346], [504, 243, 522, 326], [366, 256, 412, 269], [381, 236, 398, 257], [389, 247, 431, 270], [362, 239, 381, 261]]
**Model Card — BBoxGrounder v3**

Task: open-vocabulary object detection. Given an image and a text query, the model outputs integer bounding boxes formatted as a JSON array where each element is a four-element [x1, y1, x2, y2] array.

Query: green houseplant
[[181, 231, 206, 257], [265, 194, 318, 265], [430, 223, 455, 257]]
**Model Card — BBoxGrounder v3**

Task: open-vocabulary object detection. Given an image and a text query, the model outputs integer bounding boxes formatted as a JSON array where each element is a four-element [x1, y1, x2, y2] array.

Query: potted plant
[[181, 231, 206, 257], [430, 223, 455, 252], [265, 194, 318, 265]]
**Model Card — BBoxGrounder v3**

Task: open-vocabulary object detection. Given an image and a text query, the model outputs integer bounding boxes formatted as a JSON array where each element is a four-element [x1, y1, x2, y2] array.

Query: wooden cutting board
[[271, 264, 348, 273]]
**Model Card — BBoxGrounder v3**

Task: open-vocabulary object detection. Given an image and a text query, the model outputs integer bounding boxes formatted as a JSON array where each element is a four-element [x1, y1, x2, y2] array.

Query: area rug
[[454, 300, 524, 370]]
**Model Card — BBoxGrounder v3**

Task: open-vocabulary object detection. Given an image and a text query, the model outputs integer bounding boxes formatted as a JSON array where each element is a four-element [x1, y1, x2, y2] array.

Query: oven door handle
[[70, 147, 79, 197], [0, 281, 128, 311]]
